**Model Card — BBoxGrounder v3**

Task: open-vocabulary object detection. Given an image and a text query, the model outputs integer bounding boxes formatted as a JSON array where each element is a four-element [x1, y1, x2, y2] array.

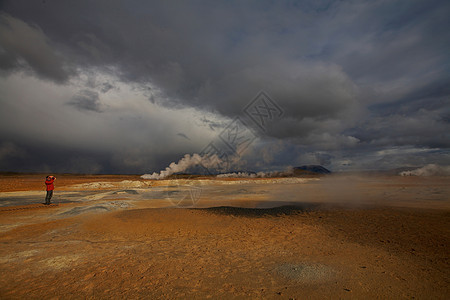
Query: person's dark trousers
[[45, 190, 53, 205]]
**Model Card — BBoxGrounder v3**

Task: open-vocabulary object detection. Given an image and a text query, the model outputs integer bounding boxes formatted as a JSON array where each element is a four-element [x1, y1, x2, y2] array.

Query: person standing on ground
[[44, 175, 56, 205]]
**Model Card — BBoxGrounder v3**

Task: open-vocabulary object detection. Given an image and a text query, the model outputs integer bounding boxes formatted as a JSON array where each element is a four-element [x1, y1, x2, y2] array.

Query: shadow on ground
[[196, 203, 320, 217]]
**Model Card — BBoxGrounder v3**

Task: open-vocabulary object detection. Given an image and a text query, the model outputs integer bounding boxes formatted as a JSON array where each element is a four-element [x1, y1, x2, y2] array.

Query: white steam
[[400, 164, 450, 176], [217, 172, 266, 178], [141, 153, 221, 180], [217, 167, 294, 178]]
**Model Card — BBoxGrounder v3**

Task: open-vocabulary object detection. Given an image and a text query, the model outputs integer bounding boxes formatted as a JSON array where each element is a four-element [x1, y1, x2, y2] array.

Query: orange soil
[[0, 205, 449, 298], [0, 174, 449, 299]]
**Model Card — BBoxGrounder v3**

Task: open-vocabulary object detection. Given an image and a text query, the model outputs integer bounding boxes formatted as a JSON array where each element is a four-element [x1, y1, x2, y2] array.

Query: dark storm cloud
[[325, 1, 450, 82], [0, 141, 27, 163], [67, 90, 103, 112], [351, 109, 450, 149], [200, 117, 226, 132], [0, 140, 108, 174], [350, 79, 450, 149], [0, 13, 72, 82], [1, 0, 449, 173], [100, 82, 115, 93]]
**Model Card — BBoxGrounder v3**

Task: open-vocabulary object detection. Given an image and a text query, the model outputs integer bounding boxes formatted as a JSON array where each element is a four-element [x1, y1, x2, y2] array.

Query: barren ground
[[0, 174, 449, 299]]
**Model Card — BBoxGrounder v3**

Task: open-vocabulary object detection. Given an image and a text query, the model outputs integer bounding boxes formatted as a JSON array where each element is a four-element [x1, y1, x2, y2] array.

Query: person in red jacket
[[44, 175, 56, 205]]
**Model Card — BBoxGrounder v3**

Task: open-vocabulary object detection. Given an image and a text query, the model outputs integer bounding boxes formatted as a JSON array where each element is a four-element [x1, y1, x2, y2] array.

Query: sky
[[0, 0, 449, 174]]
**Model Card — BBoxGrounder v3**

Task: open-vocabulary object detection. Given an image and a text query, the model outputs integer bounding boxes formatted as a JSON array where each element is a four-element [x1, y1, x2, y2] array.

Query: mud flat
[[0, 174, 449, 298]]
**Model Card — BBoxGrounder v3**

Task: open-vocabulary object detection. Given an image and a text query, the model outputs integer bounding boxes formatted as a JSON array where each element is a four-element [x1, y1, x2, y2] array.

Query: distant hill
[[293, 165, 331, 175]]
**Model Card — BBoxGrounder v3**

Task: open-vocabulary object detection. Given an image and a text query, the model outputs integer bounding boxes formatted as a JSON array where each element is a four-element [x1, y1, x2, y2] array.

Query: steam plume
[[217, 167, 294, 178], [141, 153, 221, 179], [400, 164, 450, 176]]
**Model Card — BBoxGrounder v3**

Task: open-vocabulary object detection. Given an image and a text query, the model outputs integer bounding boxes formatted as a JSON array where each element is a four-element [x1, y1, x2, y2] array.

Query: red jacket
[[45, 178, 55, 191]]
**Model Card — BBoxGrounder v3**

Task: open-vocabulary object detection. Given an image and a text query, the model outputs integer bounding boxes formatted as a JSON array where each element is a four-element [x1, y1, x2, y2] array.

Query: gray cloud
[[0, 141, 27, 169], [67, 90, 103, 112], [0, 13, 72, 83], [0, 0, 449, 173]]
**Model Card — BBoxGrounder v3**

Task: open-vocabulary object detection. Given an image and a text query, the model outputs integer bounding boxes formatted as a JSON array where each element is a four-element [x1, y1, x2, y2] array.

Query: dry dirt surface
[[0, 173, 143, 192], [0, 174, 449, 299]]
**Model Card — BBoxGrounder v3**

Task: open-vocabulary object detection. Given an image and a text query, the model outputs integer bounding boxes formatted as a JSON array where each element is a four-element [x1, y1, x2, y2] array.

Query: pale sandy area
[[0, 174, 449, 299]]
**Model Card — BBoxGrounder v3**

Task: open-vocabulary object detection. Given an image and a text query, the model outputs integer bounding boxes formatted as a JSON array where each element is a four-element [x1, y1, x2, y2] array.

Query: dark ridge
[[196, 204, 319, 218]]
